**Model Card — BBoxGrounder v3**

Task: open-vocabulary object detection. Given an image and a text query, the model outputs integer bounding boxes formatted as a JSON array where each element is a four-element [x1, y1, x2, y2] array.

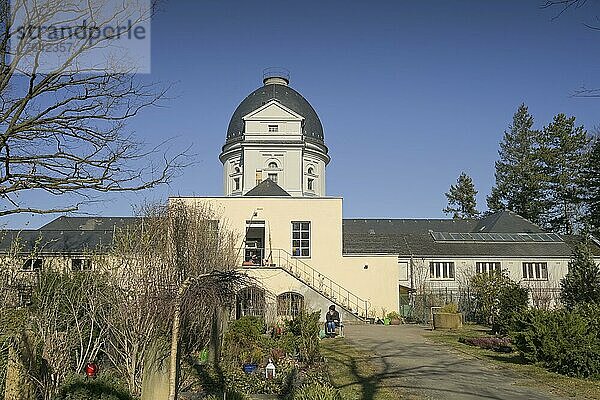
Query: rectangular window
[[267, 173, 278, 183], [307, 178, 314, 191], [234, 177, 240, 190], [522, 262, 548, 280], [429, 261, 455, 280], [255, 171, 262, 186], [292, 221, 310, 257], [476, 262, 501, 276], [268, 125, 279, 132], [21, 258, 42, 272], [72, 258, 92, 271]]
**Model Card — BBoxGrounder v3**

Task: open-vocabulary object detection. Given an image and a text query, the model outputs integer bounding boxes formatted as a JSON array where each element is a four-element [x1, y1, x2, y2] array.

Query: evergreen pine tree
[[539, 114, 589, 234], [443, 172, 479, 219], [560, 240, 600, 310], [581, 136, 600, 237], [487, 104, 547, 224]]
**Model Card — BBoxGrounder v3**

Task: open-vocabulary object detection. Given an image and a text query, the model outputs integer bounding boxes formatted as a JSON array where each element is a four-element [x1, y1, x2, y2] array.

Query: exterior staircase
[[259, 248, 369, 321]]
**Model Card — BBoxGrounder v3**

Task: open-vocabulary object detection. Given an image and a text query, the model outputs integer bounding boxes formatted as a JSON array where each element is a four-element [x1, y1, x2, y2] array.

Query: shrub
[[285, 311, 321, 365], [290, 382, 341, 400], [560, 241, 600, 310], [55, 374, 134, 400], [439, 303, 459, 314], [470, 272, 528, 334], [512, 305, 600, 379], [386, 311, 402, 320]]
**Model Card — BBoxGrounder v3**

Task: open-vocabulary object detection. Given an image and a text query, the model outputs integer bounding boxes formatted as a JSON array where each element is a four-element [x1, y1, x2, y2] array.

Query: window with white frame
[[234, 177, 240, 191], [72, 258, 92, 272], [268, 161, 278, 169], [267, 173, 278, 183], [307, 167, 314, 175], [292, 221, 310, 257], [429, 261, 455, 279], [22, 258, 42, 272], [307, 178, 314, 191], [522, 262, 548, 280], [268, 125, 279, 132], [476, 262, 501, 276]]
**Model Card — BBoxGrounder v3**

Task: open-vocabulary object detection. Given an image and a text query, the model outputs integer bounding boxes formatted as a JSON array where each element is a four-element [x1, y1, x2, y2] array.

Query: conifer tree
[[487, 104, 547, 224], [539, 114, 589, 234], [560, 240, 600, 310], [443, 172, 479, 219], [581, 136, 600, 237]]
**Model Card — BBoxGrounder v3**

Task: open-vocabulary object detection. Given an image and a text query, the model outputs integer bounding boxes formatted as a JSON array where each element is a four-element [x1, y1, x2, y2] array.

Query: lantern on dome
[[85, 362, 98, 378], [265, 359, 276, 379]]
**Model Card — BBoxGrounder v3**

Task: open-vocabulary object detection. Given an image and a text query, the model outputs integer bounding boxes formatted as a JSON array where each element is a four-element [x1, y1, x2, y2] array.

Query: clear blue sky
[[6, 0, 600, 228]]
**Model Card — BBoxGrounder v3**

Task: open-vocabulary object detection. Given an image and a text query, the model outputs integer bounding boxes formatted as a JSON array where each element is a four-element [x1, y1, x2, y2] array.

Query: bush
[[470, 272, 528, 334], [56, 374, 134, 400], [439, 303, 459, 314], [290, 382, 341, 400], [285, 311, 321, 365], [512, 305, 600, 379], [386, 311, 402, 320]]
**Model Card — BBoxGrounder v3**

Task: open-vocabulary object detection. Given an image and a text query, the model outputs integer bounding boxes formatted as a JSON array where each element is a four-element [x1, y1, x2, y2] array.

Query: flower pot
[[390, 318, 401, 325]]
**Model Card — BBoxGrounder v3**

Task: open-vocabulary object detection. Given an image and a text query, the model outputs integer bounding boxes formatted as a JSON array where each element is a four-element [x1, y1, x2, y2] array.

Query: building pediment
[[243, 100, 305, 122]]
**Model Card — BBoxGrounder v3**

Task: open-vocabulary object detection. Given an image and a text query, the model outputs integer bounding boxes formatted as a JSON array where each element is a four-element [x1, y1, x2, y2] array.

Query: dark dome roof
[[226, 83, 324, 143]]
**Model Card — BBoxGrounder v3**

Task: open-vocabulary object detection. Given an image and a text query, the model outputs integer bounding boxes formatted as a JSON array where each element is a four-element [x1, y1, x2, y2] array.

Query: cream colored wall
[[172, 196, 399, 316], [400, 256, 570, 291]]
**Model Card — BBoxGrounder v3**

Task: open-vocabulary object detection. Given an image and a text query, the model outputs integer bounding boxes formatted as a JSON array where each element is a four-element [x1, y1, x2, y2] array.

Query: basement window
[[277, 292, 305, 317]]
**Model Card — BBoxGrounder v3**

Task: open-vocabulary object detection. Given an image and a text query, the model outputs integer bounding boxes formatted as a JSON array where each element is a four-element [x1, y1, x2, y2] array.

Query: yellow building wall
[[171, 196, 399, 317]]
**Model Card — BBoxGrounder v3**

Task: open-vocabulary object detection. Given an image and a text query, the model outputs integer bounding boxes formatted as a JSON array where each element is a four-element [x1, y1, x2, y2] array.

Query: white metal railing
[[239, 247, 368, 319]]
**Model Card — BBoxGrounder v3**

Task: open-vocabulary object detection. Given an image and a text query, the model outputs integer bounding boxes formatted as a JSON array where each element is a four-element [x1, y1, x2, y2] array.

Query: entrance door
[[245, 220, 265, 265]]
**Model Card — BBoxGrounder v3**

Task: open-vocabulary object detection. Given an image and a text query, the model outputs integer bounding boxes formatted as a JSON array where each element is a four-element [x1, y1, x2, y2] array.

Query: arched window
[[268, 161, 278, 169], [277, 292, 304, 317], [234, 166, 240, 174], [307, 167, 314, 175], [236, 286, 266, 319]]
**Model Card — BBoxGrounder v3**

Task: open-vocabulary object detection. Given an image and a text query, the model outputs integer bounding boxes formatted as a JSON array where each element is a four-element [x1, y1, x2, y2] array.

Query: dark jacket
[[326, 310, 340, 323]]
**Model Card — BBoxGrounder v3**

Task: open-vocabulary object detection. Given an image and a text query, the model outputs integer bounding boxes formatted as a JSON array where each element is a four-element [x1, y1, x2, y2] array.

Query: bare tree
[[0, 0, 189, 217], [100, 201, 248, 398]]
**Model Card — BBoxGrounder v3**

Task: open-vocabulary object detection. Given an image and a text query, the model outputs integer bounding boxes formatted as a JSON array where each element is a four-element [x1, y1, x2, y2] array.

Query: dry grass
[[426, 325, 600, 400], [320, 338, 400, 400]]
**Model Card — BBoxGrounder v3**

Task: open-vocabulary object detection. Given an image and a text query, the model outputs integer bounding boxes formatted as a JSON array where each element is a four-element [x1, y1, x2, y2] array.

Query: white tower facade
[[220, 71, 330, 197]]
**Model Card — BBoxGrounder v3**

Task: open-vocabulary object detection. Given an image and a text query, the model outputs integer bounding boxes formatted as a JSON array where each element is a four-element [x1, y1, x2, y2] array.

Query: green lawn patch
[[320, 339, 399, 400], [426, 325, 600, 400]]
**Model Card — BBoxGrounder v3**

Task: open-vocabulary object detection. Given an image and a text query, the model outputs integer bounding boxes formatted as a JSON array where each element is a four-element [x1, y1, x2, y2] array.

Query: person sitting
[[325, 305, 340, 337]]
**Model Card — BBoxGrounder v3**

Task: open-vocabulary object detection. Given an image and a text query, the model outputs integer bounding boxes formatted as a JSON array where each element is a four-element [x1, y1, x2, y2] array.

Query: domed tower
[[220, 69, 330, 197]]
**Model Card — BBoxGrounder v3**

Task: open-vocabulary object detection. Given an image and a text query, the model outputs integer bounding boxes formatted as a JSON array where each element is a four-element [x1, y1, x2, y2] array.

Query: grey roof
[[0, 216, 139, 254], [244, 180, 291, 197], [473, 211, 543, 233], [40, 216, 137, 231], [226, 83, 324, 143], [0, 229, 116, 254], [342, 211, 596, 258]]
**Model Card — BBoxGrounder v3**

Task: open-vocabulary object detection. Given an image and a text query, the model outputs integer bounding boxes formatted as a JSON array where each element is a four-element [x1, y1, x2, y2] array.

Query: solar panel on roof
[[430, 231, 563, 243]]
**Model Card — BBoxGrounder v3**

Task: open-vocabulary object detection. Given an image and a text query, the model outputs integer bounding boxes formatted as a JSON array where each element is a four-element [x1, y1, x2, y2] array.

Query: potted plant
[[386, 311, 403, 325], [432, 302, 463, 330]]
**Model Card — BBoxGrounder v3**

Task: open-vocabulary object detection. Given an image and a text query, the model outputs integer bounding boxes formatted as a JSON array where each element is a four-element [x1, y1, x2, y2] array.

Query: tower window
[[267, 173, 278, 183], [268, 125, 279, 132], [307, 178, 314, 191], [268, 161, 278, 169], [256, 171, 262, 186], [307, 167, 314, 175], [234, 177, 240, 190], [234, 166, 240, 174]]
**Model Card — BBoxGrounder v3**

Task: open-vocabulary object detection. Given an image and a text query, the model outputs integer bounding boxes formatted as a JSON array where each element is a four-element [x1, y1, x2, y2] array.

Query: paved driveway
[[343, 324, 565, 400]]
